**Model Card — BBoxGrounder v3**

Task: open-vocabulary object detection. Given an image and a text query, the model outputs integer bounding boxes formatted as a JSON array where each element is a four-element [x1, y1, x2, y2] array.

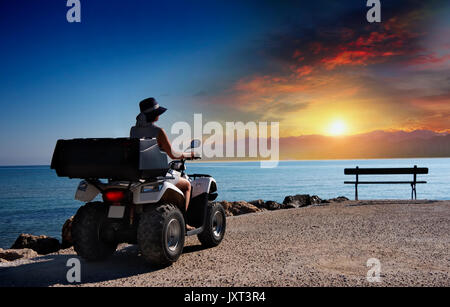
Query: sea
[[0, 158, 448, 248]]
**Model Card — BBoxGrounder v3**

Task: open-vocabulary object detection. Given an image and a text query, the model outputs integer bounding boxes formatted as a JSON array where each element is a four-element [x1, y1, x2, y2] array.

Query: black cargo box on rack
[[50, 138, 169, 181]]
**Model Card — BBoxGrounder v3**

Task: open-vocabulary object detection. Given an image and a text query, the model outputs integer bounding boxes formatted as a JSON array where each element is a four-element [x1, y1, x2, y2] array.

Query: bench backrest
[[344, 167, 428, 175]]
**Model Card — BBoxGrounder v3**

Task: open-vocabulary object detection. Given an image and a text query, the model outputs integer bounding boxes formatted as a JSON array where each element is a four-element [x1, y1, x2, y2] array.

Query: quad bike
[[51, 137, 226, 266]]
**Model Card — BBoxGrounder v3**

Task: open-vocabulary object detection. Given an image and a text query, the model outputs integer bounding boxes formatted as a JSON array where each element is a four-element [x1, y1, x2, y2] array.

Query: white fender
[[191, 177, 217, 199], [133, 181, 184, 205]]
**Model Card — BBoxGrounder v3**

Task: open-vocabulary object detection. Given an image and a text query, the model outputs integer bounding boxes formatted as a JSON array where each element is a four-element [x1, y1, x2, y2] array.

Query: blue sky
[[0, 0, 268, 164], [0, 1, 448, 164], [0, 0, 330, 164]]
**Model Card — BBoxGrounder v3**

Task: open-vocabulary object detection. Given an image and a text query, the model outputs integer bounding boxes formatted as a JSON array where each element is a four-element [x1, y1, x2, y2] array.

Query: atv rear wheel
[[197, 202, 226, 247], [137, 203, 185, 266], [71, 202, 118, 261]]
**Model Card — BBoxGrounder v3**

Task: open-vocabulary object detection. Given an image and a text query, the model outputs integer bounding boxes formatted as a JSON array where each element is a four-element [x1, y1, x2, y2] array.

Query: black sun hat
[[139, 97, 167, 117]]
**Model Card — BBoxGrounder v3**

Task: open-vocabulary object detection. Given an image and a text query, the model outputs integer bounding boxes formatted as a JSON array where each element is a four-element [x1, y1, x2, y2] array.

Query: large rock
[[61, 216, 74, 249], [249, 199, 282, 211], [0, 247, 38, 261], [11, 234, 60, 255], [214, 201, 262, 216], [282, 194, 312, 208], [249, 199, 266, 210], [265, 201, 281, 211], [310, 195, 322, 205]]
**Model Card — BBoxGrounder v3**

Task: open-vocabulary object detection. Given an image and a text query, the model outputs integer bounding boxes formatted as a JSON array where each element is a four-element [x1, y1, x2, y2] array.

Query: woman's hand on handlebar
[[185, 151, 201, 160]]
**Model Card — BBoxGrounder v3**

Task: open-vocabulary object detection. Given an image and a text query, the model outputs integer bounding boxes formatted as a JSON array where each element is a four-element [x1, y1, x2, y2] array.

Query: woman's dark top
[[130, 113, 161, 139]]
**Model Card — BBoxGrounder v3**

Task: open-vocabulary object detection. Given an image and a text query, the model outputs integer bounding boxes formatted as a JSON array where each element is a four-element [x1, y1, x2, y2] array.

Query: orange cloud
[[321, 50, 379, 69], [291, 65, 313, 77], [199, 3, 450, 136], [408, 53, 450, 65]]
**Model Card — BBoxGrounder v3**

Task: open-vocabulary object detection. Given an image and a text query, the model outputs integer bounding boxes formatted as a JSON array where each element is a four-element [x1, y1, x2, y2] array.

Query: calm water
[[0, 158, 449, 248]]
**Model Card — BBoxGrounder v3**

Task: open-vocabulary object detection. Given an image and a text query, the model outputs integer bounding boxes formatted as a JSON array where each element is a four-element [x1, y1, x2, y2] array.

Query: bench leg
[[411, 183, 417, 200]]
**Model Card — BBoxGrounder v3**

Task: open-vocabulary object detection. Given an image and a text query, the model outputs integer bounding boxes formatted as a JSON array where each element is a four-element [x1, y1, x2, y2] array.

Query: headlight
[[141, 184, 163, 193]]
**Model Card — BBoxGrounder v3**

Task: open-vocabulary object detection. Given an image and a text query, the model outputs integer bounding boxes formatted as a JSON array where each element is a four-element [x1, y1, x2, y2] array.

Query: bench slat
[[344, 167, 428, 175], [344, 181, 427, 184]]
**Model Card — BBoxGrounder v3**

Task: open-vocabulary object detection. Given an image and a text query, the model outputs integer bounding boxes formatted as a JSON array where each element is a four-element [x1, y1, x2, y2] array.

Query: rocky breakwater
[[0, 234, 61, 263], [212, 194, 349, 216]]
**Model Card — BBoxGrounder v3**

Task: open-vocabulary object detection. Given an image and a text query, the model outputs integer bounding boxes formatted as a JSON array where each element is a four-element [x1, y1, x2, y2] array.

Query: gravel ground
[[0, 200, 449, 287]]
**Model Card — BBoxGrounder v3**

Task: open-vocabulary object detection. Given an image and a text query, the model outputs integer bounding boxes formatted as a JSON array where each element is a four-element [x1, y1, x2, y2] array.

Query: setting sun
[[328, 120, 347, 136]]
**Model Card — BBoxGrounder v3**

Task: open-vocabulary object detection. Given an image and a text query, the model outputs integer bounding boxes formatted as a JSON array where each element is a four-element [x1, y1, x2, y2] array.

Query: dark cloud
[[258, 0, 444, 75]]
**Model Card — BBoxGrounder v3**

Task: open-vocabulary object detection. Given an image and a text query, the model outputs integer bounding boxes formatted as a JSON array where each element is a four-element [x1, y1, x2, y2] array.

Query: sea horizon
[[2, 155, 450, 167]]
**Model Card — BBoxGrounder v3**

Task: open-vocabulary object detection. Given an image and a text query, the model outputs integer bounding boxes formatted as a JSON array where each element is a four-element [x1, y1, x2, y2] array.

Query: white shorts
[[167, 170, 181, 185]]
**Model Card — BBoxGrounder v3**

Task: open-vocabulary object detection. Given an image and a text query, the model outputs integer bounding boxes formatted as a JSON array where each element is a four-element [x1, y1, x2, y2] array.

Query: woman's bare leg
[[175, 178, 194, 230], [175, 177, 191, 211]]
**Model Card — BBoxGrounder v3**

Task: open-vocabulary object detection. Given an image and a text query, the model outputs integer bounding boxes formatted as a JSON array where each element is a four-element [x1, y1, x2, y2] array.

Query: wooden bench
[[344, 165, 428, 200]]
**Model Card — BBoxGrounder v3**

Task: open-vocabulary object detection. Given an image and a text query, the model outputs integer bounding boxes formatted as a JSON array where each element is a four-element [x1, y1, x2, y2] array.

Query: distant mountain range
[[280, 130, 450, 160]]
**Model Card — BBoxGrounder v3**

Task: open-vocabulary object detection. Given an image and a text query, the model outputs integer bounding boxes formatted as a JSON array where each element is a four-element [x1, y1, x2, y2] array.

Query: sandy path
[[1, 200, 449, 287]]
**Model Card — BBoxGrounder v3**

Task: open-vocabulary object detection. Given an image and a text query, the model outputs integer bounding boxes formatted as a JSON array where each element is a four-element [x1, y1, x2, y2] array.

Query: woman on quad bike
[[130, 97, 196, 230]]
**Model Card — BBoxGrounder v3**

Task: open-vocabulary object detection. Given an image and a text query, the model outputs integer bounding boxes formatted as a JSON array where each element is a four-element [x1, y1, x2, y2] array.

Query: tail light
[[103, 190, 126, 203]]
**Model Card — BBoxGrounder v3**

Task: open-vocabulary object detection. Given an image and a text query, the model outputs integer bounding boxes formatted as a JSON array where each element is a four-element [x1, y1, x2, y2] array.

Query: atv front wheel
[[71, 202, 118, 261], [137, 203, 185, 266], [197, 203, 226, 247]]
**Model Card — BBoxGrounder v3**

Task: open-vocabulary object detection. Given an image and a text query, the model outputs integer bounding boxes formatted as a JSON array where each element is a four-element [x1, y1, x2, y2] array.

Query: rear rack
[[188, 174, 211, 179]]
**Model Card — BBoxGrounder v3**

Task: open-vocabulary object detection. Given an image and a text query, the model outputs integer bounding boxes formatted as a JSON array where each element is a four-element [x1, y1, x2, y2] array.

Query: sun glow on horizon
[[327, 119, 348, 136]]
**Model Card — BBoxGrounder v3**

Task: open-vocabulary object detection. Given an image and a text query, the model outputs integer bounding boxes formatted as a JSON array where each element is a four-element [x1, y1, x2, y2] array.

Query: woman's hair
[[145, 112, 158, 123]]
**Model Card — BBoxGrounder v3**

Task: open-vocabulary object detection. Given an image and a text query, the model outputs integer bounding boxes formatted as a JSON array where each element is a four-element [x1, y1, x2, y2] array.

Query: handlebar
[[187, 156, 202, 161], [169, 155, 201, 173]]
